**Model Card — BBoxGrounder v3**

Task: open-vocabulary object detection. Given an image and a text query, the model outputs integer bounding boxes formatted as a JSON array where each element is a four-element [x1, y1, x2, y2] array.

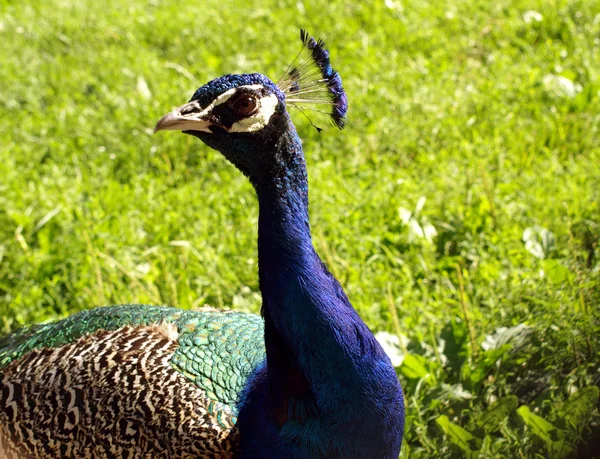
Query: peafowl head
[[154, 30, 347, 183]]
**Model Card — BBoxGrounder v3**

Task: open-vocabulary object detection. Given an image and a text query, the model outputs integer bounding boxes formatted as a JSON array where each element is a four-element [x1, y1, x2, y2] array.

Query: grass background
[[1, 0, 599, 456]]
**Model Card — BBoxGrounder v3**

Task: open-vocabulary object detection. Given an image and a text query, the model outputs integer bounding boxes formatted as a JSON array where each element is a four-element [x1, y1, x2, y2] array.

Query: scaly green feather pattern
[[0, 305, 265, 411]]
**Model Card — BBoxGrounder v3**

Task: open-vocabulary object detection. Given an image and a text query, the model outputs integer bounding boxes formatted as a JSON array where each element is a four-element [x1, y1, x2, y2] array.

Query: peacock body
[[0, 31, 404, 458]]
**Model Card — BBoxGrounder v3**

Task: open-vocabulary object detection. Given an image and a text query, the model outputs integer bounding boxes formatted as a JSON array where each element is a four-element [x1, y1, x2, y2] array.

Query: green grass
[[1, 0, 599, 456]]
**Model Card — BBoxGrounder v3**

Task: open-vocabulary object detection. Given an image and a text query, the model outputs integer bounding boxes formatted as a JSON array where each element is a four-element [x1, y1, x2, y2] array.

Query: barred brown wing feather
[[0, 324, 239, 458], [0, 306, 266, 456]]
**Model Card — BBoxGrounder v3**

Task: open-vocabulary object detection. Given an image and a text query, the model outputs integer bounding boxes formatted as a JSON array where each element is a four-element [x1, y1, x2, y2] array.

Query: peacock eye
[[231, 95, 258, 116]]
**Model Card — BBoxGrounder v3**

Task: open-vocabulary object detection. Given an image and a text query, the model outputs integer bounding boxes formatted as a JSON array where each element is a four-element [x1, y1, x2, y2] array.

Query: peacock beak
[[154, 101, 213, 134]]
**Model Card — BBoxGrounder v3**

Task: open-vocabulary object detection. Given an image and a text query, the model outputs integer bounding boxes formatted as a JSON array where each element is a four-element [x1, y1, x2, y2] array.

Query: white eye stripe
[[212, 84, 265, 108], [195, 84, 265, 119], [228, 93, 279, 133]]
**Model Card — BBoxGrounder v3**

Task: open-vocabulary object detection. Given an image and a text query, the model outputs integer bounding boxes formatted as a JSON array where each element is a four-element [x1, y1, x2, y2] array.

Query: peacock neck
[[254, 129, 323, 356], [255, 126, 348, 363], [233, 123, 403, 459], [247, 125, 400, 455], [255, 146, 312, 277]]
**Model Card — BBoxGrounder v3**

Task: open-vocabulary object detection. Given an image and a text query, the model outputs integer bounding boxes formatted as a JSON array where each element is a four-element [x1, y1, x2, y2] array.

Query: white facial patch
[[155, 84, 277, 134], [228, 93, 279, 133]]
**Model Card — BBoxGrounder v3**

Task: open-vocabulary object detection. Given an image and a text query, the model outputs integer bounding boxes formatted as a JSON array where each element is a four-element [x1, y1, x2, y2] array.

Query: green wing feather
[[0, 305, 265, 411], [170, 309, 265, 408]]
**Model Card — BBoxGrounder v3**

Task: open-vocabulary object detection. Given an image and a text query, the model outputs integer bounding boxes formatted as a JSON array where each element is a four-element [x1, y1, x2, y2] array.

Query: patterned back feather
[[0, 305, 265, 458]]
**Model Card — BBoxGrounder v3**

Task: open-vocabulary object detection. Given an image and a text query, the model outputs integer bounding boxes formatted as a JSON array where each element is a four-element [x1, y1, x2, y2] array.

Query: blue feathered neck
[[235, 120, 405, 459]]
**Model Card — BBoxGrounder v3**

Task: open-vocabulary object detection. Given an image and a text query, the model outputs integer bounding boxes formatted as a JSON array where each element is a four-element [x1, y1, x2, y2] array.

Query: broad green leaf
[[399, 353, 434, 382], [517, 405, 557, 441], [436, 415, 481, 458], [479, 395, 518, 433], [541, 259, 574, 286], [517, 406, 574, 458], [558, 386, 600, 433]]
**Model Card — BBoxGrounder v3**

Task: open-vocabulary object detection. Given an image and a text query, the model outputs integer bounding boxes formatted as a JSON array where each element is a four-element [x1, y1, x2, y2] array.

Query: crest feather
[[277, 30, 348, 129]]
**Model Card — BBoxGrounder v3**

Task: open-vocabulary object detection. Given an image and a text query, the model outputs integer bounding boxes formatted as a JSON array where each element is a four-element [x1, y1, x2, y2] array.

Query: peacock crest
[[277, 29, 348, 130]]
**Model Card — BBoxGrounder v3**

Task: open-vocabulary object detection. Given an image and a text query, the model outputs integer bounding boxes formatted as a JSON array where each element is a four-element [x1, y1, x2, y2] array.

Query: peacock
[[0, 30, 405, 458]]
